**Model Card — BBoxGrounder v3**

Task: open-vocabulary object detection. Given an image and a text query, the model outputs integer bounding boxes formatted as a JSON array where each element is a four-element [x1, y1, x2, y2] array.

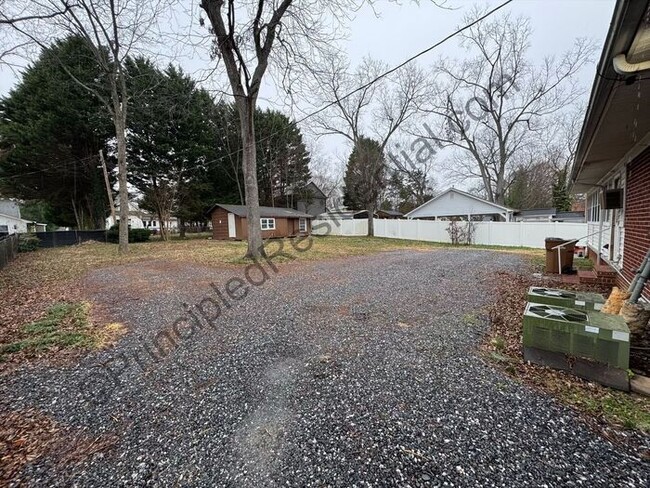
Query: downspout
[[629, 247, 650, 303], [597, 190, 605, 265], [613, 54, 650, 75]]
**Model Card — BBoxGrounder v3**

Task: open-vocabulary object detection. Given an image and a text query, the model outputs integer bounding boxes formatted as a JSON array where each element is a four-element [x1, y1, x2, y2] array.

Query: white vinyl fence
[[312, 218, 588, 249]]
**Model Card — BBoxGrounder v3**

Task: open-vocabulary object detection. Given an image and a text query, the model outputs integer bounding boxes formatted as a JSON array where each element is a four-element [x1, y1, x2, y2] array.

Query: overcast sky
[[0, 0, 616, 173], [315, 0, 616, 165]]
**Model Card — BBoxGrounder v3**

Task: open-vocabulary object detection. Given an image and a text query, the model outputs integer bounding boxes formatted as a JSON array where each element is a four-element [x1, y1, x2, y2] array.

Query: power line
[[1, 0, 514, 183], [173, 0, 515, 176], [0, 154, 99, 181], [294, 0, 514, 126]]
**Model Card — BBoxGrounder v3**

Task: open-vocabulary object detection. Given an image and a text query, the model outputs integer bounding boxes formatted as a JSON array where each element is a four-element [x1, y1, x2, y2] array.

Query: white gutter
[[613, 53, 650, 75]]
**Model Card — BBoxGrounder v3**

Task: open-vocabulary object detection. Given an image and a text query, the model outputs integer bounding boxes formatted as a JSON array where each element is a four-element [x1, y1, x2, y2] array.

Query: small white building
[[0, 200, 47, 235], [405, 188, 515, 222], [106, 200, 178, 233]]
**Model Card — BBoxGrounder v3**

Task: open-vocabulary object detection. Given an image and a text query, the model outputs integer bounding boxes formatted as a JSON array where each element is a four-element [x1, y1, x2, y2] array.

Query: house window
[[588, 192, 600, 222], [260, 218, 276, 230], [299, 218, 307, 232]]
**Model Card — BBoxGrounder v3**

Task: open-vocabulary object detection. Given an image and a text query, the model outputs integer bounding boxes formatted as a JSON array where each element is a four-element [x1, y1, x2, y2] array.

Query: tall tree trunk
[[156, 208, 168, 241], [367, 202, 375, 237], [179, 217, 186, 238], [238, 100, 264, 259], [71, 197, 81, 230], [114, 109, 129, 254]]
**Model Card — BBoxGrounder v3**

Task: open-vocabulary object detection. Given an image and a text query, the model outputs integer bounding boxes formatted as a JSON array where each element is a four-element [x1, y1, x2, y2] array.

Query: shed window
[[260, 218, 276, 230], [299, 218, 307, 232]]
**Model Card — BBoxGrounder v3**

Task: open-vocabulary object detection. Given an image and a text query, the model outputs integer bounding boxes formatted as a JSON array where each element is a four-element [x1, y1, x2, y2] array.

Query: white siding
[[584, 166, 626, 268], [0, 214, 28, 234], [407, 189, 511, 219]]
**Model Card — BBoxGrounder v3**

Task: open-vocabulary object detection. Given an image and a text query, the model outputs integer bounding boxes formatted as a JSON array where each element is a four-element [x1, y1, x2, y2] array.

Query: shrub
[[446, 219, 475, 245], [106, 225, 151, 244], [18, 233, 40, 252], [129, 228, 152, 243]]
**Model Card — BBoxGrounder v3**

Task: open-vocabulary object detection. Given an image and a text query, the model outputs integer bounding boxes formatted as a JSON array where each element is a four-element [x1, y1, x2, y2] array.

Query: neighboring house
[[0, 199, 47, 235], [554, 211, 586, 223], [0, 199, 20, 218], [514, 208, 586, 223], [208, 204, 312, 240], [514, 208, 555, 222], [571, 0, 650, 299], [352, 209, 404, 219], [288, 181, 327, 217], [107, 201, 179, 233], [405, 188, 515, 221], [316, 207, 357, 220]]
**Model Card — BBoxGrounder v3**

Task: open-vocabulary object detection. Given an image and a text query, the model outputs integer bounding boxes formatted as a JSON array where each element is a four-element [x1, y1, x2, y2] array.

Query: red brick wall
[[622, 147, 650, 300]]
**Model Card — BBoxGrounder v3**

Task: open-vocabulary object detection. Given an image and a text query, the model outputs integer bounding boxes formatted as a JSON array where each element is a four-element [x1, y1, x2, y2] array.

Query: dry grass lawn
[[1, 235, 543, 289], [0, 235, 541, 367]]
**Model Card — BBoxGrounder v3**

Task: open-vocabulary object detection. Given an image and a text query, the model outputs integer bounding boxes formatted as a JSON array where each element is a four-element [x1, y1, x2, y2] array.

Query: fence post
[[0, 234, 19, 270]]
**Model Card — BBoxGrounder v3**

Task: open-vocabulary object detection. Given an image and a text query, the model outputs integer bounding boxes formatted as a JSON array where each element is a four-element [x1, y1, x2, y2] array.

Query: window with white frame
[[299, 217, 307, 232], [588, 192, 600, 222], [260, 218, 276, 230]]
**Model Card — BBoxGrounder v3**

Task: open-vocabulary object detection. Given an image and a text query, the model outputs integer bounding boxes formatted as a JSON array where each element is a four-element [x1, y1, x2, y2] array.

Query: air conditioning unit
[[603, 189, 623, 209], [527, 287, 605, 311], [523, 303, 630, 389]]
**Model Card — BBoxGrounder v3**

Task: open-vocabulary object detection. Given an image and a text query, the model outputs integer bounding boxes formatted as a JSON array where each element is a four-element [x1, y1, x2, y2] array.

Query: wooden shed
[[208, 204, 312, 240]]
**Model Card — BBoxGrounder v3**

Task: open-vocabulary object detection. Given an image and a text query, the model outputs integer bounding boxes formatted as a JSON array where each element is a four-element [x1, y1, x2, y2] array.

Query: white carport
[[405, 188, 515, 222]]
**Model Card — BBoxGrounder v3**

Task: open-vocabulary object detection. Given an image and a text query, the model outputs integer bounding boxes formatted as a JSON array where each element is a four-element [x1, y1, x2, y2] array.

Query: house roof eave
[[405, 188, 515, 218], [572, 0, 650, 192]]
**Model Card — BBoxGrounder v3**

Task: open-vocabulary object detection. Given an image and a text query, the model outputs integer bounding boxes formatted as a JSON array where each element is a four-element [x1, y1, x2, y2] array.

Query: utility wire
[[170, 0, 516, 178], [1, 0, 514, 182]]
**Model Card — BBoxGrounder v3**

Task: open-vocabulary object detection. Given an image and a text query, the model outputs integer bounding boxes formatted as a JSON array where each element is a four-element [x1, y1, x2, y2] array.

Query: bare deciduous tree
[[0, 0, 73, 69], [5, 0, 173, 253], [199, 0, 368, 258], [505, 108, 583, 210], [309, 151, 345, 210], [422, 9, 594, 206], [312, 56, 428, 235]]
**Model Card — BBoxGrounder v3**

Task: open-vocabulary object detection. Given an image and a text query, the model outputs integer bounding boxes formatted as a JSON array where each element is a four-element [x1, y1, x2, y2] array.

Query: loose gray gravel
[[2, 248, 649, 487]]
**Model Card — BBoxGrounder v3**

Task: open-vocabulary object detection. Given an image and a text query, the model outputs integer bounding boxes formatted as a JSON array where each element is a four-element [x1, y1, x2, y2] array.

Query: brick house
[[572, 0, 650, 299], [208, 203, 312, 240]]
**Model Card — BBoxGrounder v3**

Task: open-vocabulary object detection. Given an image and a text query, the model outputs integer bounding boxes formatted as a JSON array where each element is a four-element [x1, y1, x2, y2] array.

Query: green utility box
[[527, 287, 605, 311], [522, 303, 630, 390]]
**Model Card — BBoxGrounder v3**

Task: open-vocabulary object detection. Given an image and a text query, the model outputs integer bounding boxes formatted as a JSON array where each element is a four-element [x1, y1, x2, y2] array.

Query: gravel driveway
[[2, 248, 649, 486]]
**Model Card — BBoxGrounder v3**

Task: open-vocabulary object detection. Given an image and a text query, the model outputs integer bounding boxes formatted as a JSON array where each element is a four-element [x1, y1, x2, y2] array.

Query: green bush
[[106, 225, 151, 243], [130, 228, 152, 242], [18, 233, 40, 252]]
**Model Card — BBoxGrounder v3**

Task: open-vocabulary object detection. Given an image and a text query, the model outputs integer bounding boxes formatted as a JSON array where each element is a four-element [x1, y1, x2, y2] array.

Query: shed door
[[227, 213, 236, 238]]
